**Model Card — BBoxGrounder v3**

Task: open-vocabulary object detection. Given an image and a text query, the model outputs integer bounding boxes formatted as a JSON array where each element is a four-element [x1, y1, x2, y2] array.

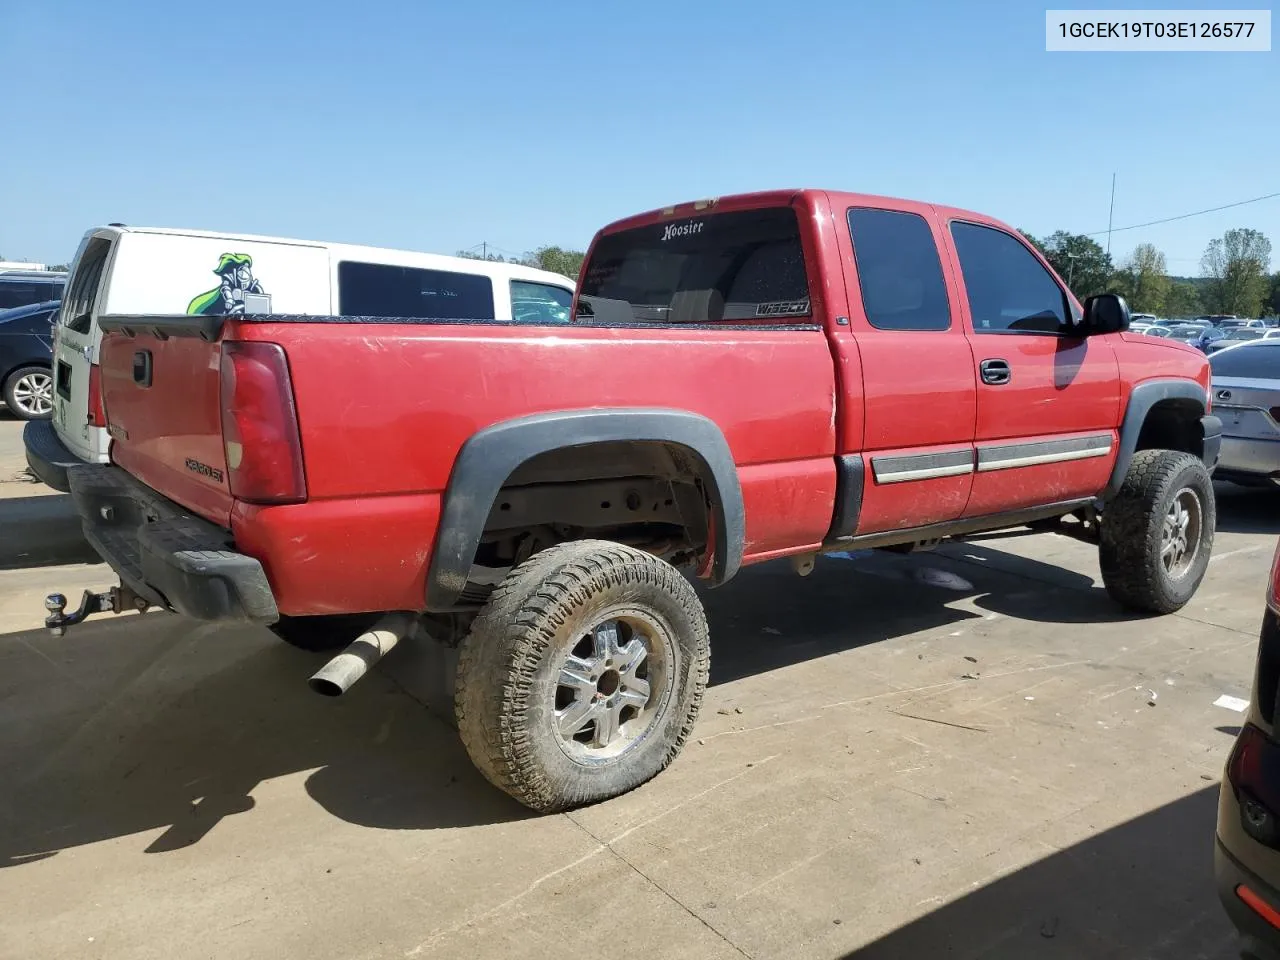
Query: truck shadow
[[706, 541, 1132, 687], [0, 534, 1210, 866], [840, 786, 1238, 959], [1215, 482, 1280, 535], [0, 614, 529, 869]]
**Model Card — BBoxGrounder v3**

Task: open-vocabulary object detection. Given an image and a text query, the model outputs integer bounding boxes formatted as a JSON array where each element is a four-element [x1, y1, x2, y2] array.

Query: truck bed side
[[98, 317, 837, 616]]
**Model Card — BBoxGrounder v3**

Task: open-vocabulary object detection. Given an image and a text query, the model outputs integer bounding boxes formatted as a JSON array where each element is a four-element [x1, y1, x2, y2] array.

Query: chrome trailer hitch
[[44, 585, 151, 636]]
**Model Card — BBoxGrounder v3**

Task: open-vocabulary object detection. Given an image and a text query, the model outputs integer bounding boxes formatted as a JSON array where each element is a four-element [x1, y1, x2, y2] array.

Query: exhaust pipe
[[308, 613, 415, 697]]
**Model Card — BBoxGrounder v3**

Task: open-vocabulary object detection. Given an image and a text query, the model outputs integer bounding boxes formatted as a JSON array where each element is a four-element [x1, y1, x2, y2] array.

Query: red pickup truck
[[38, 189, 1221, 812]]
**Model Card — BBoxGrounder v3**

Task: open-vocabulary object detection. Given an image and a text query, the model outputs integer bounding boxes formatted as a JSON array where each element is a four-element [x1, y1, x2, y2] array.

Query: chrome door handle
[[980, 359, 1011, 385]]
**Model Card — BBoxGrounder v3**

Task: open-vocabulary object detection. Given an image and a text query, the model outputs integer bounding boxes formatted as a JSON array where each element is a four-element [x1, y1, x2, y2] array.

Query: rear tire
[[455, 540, 709, 813], [1099, 449, 1215, 614], [3, 366, 54, 421], [269, 613, 382, 652]]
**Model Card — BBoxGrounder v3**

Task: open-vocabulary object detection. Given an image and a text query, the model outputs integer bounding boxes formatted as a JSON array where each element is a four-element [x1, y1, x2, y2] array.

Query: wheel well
[[460, 440, 716, 604], [1135, 398, 1204, 459], [2, 361, 51, 387]]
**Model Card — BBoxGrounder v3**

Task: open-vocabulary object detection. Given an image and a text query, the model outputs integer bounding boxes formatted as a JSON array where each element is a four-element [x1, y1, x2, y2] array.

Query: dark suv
[[1218, 540, 1280, 959], [0, 270, 67, 311]]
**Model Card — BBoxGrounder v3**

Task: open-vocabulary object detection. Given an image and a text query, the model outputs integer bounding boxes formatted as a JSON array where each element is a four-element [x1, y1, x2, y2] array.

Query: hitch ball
[[45, 594, 67, 614]]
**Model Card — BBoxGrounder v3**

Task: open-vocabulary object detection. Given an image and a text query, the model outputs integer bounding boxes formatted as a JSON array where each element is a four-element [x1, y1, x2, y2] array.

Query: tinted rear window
[[62, 238, 112, 334], [338, 262, 495, 319], [1210, 342, 1280, 379], [578, 207, 810, 324]]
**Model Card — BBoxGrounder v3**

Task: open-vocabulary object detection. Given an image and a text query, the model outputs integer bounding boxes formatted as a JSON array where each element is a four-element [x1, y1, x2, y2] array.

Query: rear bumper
[[67, 464, 278, 623], [1217, 837, 1280, 960], [1217, 434, 1280, 486], [23, 419, 82, 492]]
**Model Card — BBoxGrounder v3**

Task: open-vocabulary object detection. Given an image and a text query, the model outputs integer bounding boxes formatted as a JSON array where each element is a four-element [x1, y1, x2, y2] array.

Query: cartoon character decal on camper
[[186, 253, 270, 315]]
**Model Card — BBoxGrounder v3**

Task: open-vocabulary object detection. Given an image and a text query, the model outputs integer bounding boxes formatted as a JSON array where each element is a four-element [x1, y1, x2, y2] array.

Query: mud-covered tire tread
[[455, 540, 709, 813], [1099, 449, 1215, 615]]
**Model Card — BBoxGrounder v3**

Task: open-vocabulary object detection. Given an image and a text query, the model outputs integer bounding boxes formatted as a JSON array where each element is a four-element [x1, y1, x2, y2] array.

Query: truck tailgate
[[99, 325, 232, 527]]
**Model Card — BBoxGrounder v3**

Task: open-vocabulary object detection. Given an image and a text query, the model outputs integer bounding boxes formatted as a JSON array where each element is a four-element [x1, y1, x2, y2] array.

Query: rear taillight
[[1270, 543, 1280, 613], [1228, 724, 1280, 848], [86, 363, 106, 428], [218, 341, 306, 504]]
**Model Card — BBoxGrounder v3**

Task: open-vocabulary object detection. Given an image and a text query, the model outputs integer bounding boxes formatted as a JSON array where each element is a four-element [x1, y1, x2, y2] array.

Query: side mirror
[[1083, 294, 1130, 335]]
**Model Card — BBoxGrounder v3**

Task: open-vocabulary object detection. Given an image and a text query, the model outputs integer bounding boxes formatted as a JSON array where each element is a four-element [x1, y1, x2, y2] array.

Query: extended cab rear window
[[1209, 342, 1280, 379], [338, 262, 495, 319], [577, 207, 810, 324]]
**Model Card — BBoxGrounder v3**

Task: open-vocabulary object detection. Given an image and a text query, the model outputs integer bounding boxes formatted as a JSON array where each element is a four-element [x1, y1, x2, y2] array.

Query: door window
[[511, 280, 572, 324], [847, 208, 951, 331], [951, 222, 1071, 335]]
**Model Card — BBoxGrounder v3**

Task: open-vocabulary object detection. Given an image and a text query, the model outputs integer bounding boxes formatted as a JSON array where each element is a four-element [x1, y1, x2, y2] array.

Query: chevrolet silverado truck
[[35, 190, 1222, 812]]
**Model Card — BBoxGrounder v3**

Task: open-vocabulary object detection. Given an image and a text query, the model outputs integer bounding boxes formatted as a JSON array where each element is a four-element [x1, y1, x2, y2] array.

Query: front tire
[[1100, 449, 1215, 614], [3, 365, 54, 421], [455, 540, 709, 813]]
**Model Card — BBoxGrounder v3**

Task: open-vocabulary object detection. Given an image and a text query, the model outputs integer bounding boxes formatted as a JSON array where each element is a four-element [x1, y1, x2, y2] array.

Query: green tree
[[455, 249, 511, 263], [1019, 230, 1047, 256], [1266, 272, 1280, 317], [47, 263, 70, 272], [1039, 232, 1113, 298], [1164, 279, 1202, 318], [1201, 228, 1272, 317], [523, 246, 584, 279], [1111, 243, 1170, 314]]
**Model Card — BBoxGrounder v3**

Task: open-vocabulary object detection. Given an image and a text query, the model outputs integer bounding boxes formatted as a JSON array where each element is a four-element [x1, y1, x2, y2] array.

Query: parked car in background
[[1263, 329, 1280, 340], [1210, 340, 1280, 488], [1192, 327, 1230, 352], [1141, 325, 1174, 338], [0, 300, 57, 421], [1208, 330, 1266, 354], [1216, 536, 1280, 959], [1131, 313, 1158, 324], [23, 225, 577, 492], [0, 269, 66, 310]]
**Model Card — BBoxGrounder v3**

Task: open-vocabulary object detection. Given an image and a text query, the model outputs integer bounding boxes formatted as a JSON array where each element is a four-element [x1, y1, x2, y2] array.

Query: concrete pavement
[[1, 470, 1276, 958]]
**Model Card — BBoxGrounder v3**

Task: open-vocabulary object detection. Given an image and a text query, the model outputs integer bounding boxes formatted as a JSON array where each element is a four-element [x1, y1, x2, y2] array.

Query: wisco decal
[[661, 221, 704, 241]]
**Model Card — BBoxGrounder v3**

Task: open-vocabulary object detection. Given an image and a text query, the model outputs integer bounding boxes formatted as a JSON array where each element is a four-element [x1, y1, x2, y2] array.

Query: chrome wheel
[[11, 371, 53, 417], [1161, 487, 1202, 579], [554, 611, 676, 763]]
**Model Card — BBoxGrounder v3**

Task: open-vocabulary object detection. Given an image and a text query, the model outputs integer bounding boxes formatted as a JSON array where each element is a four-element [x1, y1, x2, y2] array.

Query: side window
[[0, 282, 41, 310], [847, 208, 950, 331], [950, 222, 1070, 335], [511, 280, 572, 324], [338, 262, 495, 319]]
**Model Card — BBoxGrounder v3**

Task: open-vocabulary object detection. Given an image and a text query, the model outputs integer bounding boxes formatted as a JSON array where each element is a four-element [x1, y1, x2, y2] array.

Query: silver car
[[1210, 339, 1280, 487]]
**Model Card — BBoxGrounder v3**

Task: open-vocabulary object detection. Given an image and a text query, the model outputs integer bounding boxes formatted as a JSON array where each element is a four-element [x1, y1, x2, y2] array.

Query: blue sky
[[1, 0, 1276, 274]]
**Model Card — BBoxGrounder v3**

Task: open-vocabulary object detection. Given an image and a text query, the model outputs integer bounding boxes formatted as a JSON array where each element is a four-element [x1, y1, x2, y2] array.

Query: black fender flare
[[1102, 378, 1210, 499], [425, 408, 745, 611]]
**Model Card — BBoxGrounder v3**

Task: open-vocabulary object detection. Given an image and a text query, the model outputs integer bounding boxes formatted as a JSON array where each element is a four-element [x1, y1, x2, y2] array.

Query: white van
[[24, 226, 577, 490]]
